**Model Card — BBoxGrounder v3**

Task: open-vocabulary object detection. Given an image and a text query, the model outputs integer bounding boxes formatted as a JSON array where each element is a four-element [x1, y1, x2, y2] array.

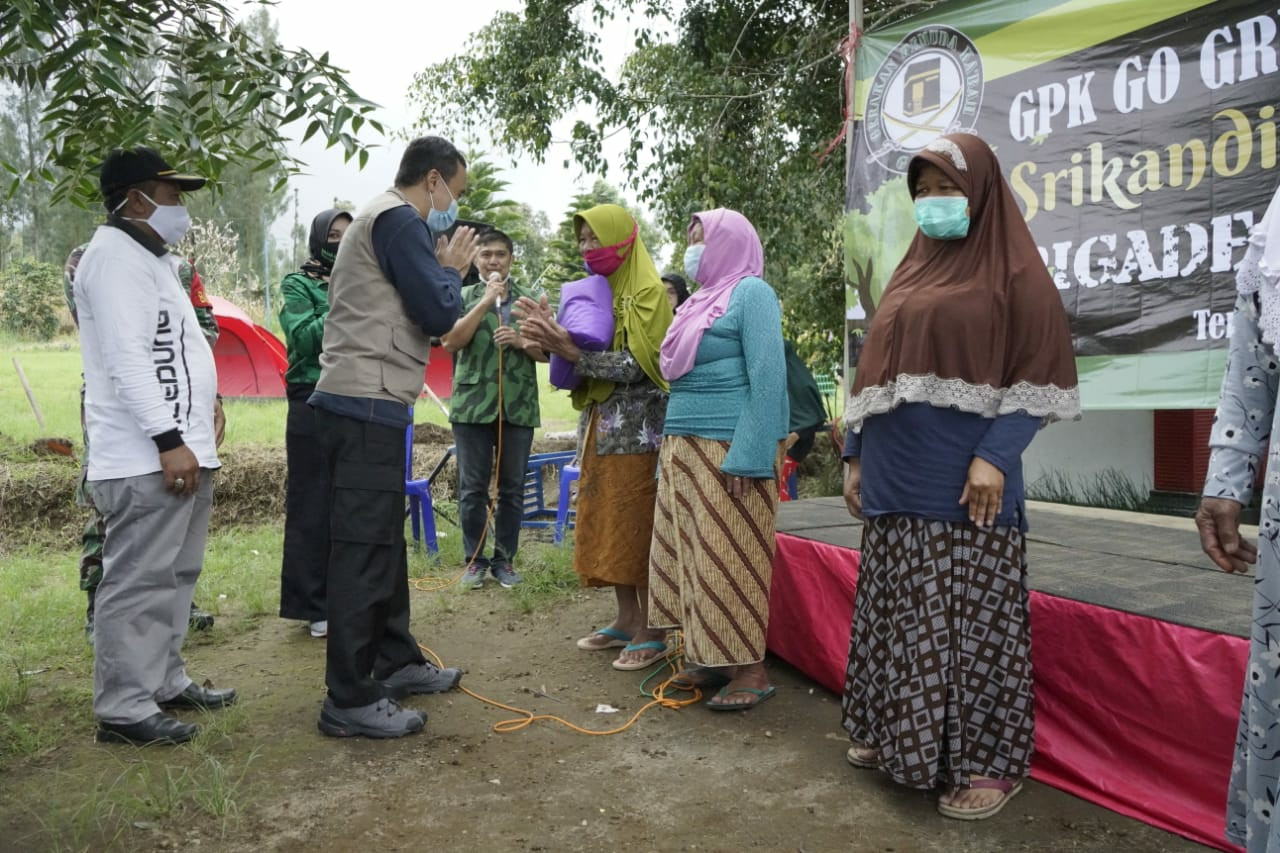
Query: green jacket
[[279, 270, 329, 387]]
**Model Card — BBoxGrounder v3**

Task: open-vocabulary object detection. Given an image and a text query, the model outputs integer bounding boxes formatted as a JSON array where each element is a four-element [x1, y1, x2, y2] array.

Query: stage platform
[[768, 497, 1254, 851]]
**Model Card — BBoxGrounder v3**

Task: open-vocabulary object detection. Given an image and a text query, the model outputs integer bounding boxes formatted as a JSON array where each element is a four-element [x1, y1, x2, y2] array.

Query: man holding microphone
[[441, 228, 546, 590]]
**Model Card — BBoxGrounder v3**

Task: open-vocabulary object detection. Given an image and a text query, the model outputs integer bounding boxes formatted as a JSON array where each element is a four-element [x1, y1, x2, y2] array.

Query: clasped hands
[[512, 295, 579, 361]]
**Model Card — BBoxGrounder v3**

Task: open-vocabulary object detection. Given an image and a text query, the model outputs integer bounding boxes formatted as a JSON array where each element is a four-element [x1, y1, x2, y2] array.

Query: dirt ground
[[1, 579, 1210, 853]]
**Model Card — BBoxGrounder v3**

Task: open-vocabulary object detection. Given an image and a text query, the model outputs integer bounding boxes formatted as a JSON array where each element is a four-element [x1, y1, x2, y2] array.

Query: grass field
[[0, 334, 583, 451], [0, 514, 578, 850]]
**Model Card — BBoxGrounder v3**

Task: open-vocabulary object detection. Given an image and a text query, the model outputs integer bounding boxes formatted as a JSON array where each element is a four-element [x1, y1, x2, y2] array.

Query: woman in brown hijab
[[839, 133, 1079, 820]]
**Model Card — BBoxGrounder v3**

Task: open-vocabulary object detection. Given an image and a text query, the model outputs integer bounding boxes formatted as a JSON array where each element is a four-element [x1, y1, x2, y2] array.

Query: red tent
[[209, 295, 455, 401], [210, 296, 288, 398], [424, 345, 453, 400]]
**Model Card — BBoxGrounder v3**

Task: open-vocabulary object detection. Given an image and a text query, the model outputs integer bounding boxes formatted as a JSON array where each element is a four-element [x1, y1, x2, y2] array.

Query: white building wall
[[1023, 410, 1154, 504]]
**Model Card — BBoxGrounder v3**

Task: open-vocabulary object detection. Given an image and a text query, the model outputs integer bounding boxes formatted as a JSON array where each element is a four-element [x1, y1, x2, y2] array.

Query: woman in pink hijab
[[649, 208, 789, 710]]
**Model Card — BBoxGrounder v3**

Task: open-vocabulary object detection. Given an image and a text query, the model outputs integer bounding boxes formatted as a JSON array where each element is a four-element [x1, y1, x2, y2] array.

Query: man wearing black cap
[[72, 146, 236, 746]]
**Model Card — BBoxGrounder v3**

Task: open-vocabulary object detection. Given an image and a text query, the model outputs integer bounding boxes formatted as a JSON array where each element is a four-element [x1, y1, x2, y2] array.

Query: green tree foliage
[[453, 154, 573, 290], [0, 258, 62, 340], [180, 11, 289, 294], [511, 202, 552, 283], [458, 155, 525, 234], [406, 0, 935, 368], [0, 7, 296, 328], [0, 1, 382, 207], [0, 79, 100, 268]]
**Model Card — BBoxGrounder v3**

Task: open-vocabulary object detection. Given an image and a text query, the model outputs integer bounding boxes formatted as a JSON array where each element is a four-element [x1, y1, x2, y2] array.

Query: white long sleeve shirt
[[73, 223, 220, 480]]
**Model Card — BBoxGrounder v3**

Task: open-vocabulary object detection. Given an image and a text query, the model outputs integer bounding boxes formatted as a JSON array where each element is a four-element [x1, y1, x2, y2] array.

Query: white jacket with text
[[74, 225, 220, 480]]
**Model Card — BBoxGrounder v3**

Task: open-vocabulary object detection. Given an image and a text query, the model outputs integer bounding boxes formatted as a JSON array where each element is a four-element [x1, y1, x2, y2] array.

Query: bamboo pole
[[12, 357, 46, 430]]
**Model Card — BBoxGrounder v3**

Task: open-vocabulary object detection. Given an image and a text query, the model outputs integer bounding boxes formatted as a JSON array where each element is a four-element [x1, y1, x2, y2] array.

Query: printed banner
[[846, 0, 1279, 408]]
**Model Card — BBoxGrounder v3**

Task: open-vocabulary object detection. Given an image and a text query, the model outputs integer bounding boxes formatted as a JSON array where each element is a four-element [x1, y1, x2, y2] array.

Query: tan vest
[[316, 189, 434, 406]]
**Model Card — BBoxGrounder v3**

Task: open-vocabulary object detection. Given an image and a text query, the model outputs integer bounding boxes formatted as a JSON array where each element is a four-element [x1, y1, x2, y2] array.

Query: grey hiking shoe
[[317, 696, 425, 739], [381, 661, 463, 697], [491, 562, 523, 588], [459, 563, 487, 590]]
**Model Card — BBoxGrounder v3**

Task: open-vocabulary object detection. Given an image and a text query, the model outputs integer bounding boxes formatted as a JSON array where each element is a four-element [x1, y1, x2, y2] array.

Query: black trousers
[[280, 388, 330, 622], [452, 421, 535, 567], [316, 408, 425, 708]]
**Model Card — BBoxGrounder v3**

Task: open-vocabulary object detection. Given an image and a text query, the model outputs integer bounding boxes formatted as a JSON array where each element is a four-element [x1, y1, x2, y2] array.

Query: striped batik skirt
[[841, 515, 1034, 790], [648, 435, 781, 667]]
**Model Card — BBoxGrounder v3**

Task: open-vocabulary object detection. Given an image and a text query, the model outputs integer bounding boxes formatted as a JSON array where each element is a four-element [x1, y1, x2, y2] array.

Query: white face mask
[[116, 190, 192, 245]]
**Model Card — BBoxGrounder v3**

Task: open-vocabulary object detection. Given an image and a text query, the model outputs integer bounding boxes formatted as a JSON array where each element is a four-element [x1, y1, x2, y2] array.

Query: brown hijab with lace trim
[[846, 132, 1080, 431]]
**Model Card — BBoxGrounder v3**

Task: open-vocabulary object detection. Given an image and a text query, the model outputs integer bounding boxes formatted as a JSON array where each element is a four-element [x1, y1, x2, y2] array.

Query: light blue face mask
[[426, 178, 458, 233], [683, 244, 704, 282], [914, 196, 970, 240]]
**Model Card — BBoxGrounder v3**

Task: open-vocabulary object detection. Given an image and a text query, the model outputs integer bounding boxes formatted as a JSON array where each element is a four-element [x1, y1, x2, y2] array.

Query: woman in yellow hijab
[[517, 203, 674, 670]]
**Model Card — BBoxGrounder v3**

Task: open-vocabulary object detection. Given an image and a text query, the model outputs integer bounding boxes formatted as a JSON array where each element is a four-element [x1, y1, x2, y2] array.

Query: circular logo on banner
[[863, 25, 984, 174]]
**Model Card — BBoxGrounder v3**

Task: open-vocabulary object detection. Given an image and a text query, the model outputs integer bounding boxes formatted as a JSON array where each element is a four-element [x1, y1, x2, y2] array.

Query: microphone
[[489, 271, 503, 310]]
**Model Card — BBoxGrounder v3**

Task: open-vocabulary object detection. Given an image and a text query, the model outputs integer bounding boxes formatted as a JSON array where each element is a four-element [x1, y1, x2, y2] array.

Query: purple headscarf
[[659, 208, 765, 381]]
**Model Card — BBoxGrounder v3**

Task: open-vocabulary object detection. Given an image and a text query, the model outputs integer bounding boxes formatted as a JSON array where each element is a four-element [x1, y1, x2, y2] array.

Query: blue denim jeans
[[452, 421, 535, 568]]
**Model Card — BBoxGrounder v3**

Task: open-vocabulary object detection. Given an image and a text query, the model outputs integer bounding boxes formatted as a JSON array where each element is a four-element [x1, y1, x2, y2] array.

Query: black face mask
[[319, 240, 341, 267], [306, 208, 350, 273]]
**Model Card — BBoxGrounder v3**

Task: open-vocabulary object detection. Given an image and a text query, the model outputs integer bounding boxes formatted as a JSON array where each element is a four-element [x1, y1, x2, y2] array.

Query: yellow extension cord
[[419, 634, 705, 736], [408, 324, 700, 734]]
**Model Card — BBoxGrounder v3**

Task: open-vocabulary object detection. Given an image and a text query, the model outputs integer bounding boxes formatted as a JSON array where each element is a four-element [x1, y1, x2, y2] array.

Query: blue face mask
[[683, 244, 704, 282], [914, 196, 970, 240], [426, 178, 458, 233]]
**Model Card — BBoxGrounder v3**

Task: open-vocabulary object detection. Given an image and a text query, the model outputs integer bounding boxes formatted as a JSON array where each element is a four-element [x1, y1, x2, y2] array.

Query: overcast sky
[[265, 0, 652, 247]]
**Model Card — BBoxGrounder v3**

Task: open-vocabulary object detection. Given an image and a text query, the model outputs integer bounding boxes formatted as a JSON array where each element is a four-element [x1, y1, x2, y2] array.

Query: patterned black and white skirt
[[840, 515, 1034, 790]]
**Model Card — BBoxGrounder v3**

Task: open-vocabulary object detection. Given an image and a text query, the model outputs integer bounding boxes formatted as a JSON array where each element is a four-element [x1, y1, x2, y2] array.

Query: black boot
[[188, 603, 214, 631]]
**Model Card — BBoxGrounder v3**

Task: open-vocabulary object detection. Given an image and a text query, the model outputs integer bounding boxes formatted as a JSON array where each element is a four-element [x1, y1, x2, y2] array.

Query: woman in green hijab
[[516, 203, 674, 670]]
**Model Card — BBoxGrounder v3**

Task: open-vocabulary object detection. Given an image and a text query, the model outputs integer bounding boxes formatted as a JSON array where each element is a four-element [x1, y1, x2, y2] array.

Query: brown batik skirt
[[648, 435, 782, 667], [571, 412, 659, 588], [841, 515, 1034, 790]]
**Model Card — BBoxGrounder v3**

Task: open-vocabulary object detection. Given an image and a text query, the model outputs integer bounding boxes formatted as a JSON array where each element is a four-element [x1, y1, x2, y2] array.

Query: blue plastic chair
[[405, 421, 442, 553], [553, 463, 580, 544], [522, 450, 577, 531]]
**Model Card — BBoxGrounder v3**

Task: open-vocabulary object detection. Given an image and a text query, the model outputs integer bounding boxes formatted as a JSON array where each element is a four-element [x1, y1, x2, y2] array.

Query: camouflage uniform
[[65, 244, 219, 619], [448, 280, 544, 427], [449, 280, 544, 573]]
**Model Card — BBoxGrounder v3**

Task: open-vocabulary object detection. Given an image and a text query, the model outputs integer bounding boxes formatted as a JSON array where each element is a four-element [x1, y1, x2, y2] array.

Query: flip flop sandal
[[610, 641, 669, 671], [576, 626, 633, 651], [936, 779, 1024, 821], [669, 666, 732, 691], [705, 684, 776, 711], [846, 744, 879, 769]]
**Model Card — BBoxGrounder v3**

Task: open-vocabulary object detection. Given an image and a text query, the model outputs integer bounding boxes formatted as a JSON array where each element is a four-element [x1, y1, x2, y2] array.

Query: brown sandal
[[937, 778, 1023, 821]]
